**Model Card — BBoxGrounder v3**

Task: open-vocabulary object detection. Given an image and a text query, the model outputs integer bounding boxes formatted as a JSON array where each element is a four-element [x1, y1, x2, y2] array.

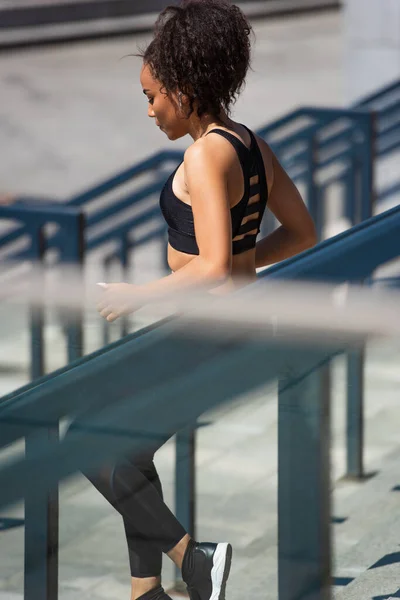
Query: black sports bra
[[159, 126, 268, 256]]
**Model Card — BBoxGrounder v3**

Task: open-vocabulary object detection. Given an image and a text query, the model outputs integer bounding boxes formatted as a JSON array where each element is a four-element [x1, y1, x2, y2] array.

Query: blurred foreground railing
[[0, 311, 340, 600], [1, 202, 400, 600], [262, 201, 400, 479]]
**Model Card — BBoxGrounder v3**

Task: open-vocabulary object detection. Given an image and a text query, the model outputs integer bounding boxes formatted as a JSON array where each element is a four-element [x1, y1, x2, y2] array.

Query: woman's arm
[[255, 153, 317, 269], [98, 138, 233, 321], [140, 139, 233, 291]]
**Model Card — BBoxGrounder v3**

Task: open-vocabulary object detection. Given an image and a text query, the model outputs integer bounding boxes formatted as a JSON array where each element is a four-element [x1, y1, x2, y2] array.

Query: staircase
[[0, 342, 400, 599], [0, 77, 399, 600]]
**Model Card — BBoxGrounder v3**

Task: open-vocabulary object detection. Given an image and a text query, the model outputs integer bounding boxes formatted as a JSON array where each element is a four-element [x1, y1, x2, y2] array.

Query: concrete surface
[[1, 11, 400, 600]]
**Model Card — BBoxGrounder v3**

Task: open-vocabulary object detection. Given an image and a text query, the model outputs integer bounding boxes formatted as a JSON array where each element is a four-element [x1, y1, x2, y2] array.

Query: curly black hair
[[140, 0, 253, 118]]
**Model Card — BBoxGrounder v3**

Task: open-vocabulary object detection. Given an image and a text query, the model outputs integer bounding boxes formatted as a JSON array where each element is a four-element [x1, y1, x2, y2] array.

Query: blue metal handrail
[[0, 107, 378, 257], [260, 200, 400, 479], [260, 202, 400, 282], [354, 79, 400, 108], [68, 150, 183, 207]]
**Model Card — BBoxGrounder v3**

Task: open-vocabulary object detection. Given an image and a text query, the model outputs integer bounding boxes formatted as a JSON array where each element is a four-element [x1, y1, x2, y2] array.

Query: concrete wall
[[343, 0, 400, 103]]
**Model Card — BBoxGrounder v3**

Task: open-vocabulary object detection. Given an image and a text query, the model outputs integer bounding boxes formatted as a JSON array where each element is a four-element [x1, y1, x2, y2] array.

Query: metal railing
[[0, 83, 398, 565], [4, 79, 399, 281], [1, 202, 400, 600], [258, 107, 376, 237], [0, 203, 85, 379]]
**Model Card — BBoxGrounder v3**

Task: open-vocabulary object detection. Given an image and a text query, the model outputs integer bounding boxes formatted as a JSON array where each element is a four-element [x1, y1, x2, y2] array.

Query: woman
[[95, 1, 317, 599]]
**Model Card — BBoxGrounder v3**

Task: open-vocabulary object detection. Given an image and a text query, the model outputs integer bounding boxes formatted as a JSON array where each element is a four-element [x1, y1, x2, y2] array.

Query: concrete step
[[0, 316, 399, 599], [334, 502, 400, 599], [0, 0, 340, 50], [332, 447, 400, 584]]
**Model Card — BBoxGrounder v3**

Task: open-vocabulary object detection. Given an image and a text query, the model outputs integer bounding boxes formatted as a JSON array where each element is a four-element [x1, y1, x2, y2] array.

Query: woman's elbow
[[305, 227, 318, 249], [208, 263, 231, 283], [301, 220, 318, 250], [200, 257, 231, 284]]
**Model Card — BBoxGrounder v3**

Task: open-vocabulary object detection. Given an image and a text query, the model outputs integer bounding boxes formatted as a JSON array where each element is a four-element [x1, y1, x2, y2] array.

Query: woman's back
[[164, 122, 274, 285]]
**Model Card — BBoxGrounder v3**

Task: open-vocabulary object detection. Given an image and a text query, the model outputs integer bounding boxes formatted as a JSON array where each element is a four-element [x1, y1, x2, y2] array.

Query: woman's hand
[[97, 283, 142, 323]]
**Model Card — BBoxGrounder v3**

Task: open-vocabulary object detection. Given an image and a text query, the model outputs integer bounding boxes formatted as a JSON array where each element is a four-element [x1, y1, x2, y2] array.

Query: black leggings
[[66, 419, 187, 578]]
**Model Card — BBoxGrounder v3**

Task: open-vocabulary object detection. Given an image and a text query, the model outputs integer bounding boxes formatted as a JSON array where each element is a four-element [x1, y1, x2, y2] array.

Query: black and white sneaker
[[182, 540, 232, 600], [136, 586, 173, 600]]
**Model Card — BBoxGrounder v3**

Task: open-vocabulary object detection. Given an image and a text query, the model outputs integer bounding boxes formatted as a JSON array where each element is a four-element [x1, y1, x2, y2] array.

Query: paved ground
[[0, 1, 340, 49], [1, 341, 400, 600], [0, 11, 343, 199], [1, 11, 400, 600]]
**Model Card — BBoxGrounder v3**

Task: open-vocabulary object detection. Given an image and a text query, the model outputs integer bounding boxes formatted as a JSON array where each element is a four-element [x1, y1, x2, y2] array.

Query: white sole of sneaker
[[210, 543, 232, 600]]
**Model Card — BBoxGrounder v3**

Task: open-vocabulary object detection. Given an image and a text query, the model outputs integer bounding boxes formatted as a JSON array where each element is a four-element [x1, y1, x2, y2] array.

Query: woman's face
[[140, 63, 189, 141]]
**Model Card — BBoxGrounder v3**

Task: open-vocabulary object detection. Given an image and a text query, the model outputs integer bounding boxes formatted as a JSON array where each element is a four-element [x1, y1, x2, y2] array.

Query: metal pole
[[346, 347, 365, 478], [359, 112, 376, 222], [344, 159, 357, 227], [278, 355, 332, 600], [102, 256, 112, 347], [24, 431, 59, 600], [306, 136, 319, 240], [25, 209, 84, 600], [345, 111, 375, 479], [121, 233, 130, 338], [29, 227, 46, 380], [26, 224, 58, 600], [64, 212, 85, 364]]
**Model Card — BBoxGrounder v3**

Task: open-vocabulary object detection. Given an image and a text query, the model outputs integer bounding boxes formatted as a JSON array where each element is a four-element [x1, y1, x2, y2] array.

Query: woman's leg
[[83, 447, 187, 599], [65, 415, 187, 594], [109, 450, 233, 600], [66, 419, 231, 600], [85, 464, 161, 599]]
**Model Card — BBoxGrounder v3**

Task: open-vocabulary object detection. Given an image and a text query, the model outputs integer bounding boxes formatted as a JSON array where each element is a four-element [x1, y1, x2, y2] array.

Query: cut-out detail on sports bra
[[159, 125, 268, 256]]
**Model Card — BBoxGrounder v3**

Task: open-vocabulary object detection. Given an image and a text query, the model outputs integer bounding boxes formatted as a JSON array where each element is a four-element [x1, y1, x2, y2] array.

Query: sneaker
[[136, 587, 173, 600], [182, 540, 233, 600]]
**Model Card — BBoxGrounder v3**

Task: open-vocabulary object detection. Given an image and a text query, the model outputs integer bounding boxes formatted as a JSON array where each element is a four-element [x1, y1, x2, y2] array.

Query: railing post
[[62, 211, 85, 364], [174, 426, 196, 590], [316, 185, 326, 241], [306, 136, 319, 240], [344, 158, 358, 227], [344, 110, 375, 479], [278, 354, 332, 600], [26, 228, 58, 600], [24, 429, 59, 600], [121, 233, 130, 338], [346, 347, 365, 478], [25, 208, 85, 600], [29, 226, 46, 380], [359, 111, 376, 222], [102, 256, 112, 347]]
